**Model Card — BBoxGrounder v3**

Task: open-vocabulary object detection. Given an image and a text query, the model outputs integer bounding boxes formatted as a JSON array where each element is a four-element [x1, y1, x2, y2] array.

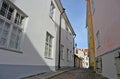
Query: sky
[[61, 0, 88, 48]]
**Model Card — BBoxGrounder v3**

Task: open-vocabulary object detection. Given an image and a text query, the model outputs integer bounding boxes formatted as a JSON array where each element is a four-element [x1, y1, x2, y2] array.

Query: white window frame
[[45, 32, 53, 59], [96, 31, 100, 48], [66, 23, 69, 40], [0, 0, 27, 52], [49, 1, 55, 19], [67, 48, 69, 61], [69, 51, 72, 62]]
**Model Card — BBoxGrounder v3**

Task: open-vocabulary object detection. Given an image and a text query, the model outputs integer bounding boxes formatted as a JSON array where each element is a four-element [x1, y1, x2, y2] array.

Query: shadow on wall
[[55, 21, 74, 68], [0, 18, 74, 79], [0, 33, 52, 79]]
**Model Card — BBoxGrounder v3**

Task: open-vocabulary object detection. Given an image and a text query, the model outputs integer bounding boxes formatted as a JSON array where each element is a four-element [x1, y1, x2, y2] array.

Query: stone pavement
[[49, 68, 109, 79], [21, 68, 109, 79]]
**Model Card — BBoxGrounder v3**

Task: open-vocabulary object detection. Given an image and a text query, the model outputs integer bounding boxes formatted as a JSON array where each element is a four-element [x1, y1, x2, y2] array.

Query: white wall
[[59, 16, 74, 67], [0, 0, 75, 78], [99, 52, 118, 79], [0, 0, 59, 69], [75, 49, 84, 59], [0, 0, 60, 78]]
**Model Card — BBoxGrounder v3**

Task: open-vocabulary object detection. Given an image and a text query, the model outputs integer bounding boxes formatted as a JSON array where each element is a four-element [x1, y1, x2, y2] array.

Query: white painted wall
[[99, 52, 118, 79], [75, 49, 84, 59], [60, 17, 74, 67], [0, 0, 58, 69], [0, 0, 75, 78]]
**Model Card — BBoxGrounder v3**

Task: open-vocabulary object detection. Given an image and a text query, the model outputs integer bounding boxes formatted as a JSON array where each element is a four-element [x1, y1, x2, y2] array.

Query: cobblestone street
[[49, 68, 108, 79], [23, 68, 108, 79]]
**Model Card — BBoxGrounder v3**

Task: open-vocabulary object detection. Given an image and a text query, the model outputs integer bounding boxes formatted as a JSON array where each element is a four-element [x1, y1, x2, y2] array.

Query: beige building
[[74, 48, 89, 68]]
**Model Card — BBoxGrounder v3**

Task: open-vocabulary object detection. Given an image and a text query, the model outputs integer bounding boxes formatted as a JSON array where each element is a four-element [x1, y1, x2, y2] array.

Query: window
[[0, 21, 10, 47], [91, 0, 95, 15], [76, 50, 78, 54], [7, 7, 14, 20], [14, 13, 24, 26], [96, 57, 102, 73], [86, 62, 88, 66], [49, 2, 55, 18], [86, 57, 89, 61], [96, 31, 100, 48], [9, 26, 22, 49], [67, 49, 69, 61], [0, 0, 26, 51], [60, 44, 64, 60], [45, 32, 53, 58], [0, 1, 9, 17], [66, 24, 69, 40], [69, 51, 72, 61], [0, 1, 14, 20]]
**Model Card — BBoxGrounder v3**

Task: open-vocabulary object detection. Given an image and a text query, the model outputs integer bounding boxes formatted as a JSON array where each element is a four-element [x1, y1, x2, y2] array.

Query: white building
[[0, 0, 76, 79], [83, 49, 89, 68], [75, 48, 89, 68]]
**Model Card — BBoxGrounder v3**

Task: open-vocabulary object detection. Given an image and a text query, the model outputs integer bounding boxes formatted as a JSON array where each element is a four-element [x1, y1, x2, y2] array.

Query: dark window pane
[[7, 7, 14, 20], [0, 1, 8, 16]]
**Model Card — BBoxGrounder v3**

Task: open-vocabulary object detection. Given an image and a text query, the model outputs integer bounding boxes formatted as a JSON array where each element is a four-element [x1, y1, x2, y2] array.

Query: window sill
[[0, 46, 23, 54], [45, 57, 53, 60]]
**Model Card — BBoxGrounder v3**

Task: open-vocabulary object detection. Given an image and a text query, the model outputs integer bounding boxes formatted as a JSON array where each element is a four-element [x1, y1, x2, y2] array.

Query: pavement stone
[[21, 68, 109, 79]]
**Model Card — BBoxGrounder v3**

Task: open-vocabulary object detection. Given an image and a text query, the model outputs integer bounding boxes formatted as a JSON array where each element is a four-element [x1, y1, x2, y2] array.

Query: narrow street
[[49, 68, 108, 79], [23, 68, 108, 79]]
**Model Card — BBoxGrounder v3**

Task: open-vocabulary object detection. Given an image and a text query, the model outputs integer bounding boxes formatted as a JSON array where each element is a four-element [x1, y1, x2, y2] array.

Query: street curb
[[21, 67, 75, 79]]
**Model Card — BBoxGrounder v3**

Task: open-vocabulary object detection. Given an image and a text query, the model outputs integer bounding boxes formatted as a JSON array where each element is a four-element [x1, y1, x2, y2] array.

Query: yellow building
[[86, 0, 96, 71]]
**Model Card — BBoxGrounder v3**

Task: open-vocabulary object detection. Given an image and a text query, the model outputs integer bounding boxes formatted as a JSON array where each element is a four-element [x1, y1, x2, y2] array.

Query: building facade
[[83, 49, 89, 68], [0, 0, 76, 79], [74, 48, 89, 68], [86, 0, 120, 79]]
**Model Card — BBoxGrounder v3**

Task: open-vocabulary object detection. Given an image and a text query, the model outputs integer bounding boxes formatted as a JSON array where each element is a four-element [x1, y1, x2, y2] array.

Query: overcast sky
[[61, 0, 88, 48]]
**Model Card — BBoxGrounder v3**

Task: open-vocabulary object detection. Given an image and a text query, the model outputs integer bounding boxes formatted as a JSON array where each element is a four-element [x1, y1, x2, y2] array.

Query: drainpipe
[[58, 8, 65, 69], [73, 34, 76, 67]]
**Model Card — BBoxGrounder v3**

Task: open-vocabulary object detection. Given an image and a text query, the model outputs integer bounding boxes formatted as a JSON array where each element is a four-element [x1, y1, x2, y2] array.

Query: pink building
[[91, 0, 120, 79]]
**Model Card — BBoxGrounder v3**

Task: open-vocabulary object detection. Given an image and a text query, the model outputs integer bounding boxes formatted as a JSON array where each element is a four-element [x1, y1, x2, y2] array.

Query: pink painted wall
[[92, 0, 120, 56]]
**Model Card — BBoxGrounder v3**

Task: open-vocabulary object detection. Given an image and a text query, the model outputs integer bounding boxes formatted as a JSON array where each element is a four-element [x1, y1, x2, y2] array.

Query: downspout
[[73, 34, 76, 67], [58, 8, 65, 69]]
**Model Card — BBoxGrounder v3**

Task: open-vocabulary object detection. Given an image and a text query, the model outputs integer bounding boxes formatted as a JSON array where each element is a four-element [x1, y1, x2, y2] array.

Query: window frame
[[96, 57, 102, 73], [96, 31, 100, 49], [49, 1, 55, 19], [66, 23, 69, 40], [44, 32, 53, 59], [0, 0, 27, 52], [66, 48, 69, 61], [69, 51, 72, 62]]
